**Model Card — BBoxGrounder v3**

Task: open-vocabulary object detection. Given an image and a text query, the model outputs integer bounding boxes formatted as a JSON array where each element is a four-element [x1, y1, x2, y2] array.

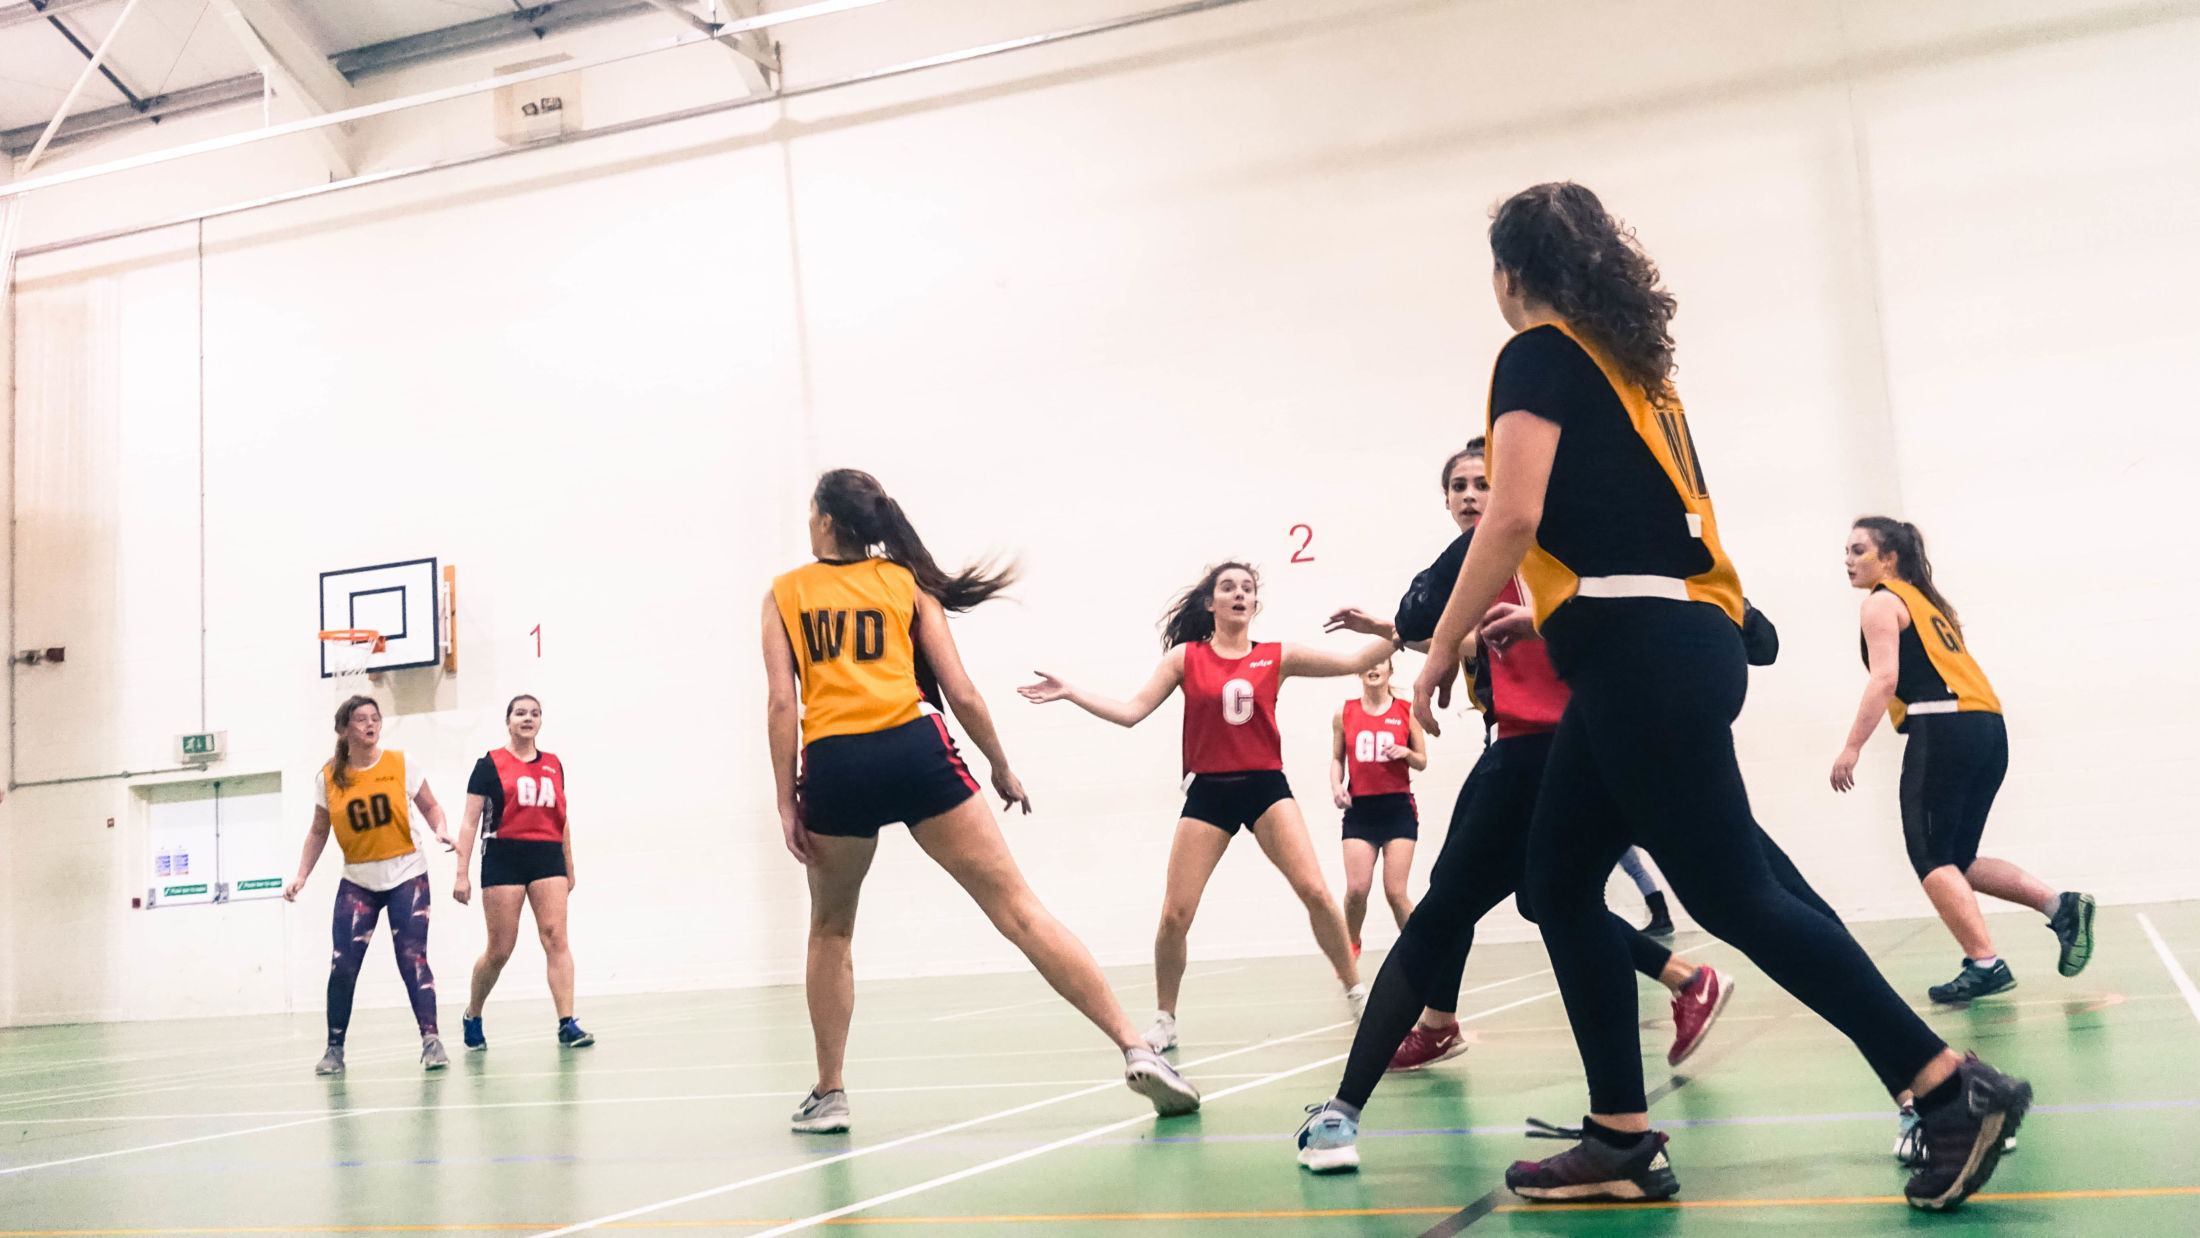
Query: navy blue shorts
[[1181, 770, 1292, 836], [1341, 792, 1418, 845], [801, 714, 980, 838], [480, 838, 567, 887]]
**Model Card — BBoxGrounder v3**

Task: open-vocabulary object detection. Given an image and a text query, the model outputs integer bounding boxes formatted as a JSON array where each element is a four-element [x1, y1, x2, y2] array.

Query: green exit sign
[[174, 731, 226, 763]]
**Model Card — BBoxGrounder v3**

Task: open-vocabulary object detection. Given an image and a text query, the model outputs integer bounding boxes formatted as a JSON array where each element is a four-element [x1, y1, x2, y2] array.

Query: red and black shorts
[[800, 714, 979, 838]]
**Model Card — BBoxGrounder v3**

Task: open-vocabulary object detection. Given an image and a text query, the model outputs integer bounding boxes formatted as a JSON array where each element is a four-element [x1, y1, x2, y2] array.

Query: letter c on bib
[[1222, 678, 1256, 726]]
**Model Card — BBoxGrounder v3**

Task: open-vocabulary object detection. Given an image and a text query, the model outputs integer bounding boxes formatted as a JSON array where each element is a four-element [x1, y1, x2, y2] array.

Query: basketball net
[[320, 630, 385, 696]]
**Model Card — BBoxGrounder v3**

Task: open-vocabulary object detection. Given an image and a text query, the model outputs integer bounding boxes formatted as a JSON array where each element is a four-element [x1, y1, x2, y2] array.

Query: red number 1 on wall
[[531, 624, 542, 657], [1289, 524, 1315, 564]]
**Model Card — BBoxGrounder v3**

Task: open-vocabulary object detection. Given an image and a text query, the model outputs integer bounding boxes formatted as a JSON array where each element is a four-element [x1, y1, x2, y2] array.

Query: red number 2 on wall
[[1289, 524, 1315, 564]]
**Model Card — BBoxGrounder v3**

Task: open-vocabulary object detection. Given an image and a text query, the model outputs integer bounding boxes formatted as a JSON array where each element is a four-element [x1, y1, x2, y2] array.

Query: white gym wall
[[3, 0, 2196, 1026]]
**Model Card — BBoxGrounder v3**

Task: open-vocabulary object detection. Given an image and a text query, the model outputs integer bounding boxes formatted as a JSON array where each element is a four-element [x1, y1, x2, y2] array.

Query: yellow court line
[[6, 1188, 2200, 1234]]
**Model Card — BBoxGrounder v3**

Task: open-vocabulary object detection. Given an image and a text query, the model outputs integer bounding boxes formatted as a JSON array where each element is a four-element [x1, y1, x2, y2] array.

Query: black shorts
[[1898, 710, 2008, 879], [1341, 792, 1419, 845], [480, 837, 568, 887], [1181, 770, 1292, 836], [801, 714, 979, 838]]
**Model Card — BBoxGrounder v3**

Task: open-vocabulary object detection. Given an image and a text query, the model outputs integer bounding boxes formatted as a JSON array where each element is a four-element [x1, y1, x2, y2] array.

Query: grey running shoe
[[314, 1045, 345, 1076], [1124, 1048, 1200, 1117], [1905, 1055, 2032, 1211], [420, 1035, 450, 1070], [791, 1088, 851, 1134], [2049, 892, 2097, 977], [1928, 958, 2016, 1005], [1142, 1012, 1178, 1053], [1505, 1126, 1678, 1203]]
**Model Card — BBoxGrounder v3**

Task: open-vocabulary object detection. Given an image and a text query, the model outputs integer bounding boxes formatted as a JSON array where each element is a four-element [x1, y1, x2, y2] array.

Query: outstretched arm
[[913, 591, 1032, 814], [1281, 636, 1398, 680], [1832, 592, 1904, 792], [1020, 645, 1185, 728]]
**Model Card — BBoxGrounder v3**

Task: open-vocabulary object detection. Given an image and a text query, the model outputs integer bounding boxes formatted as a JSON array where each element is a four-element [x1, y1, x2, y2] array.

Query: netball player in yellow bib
[[1411, 183, 2027, 1210], [1834, 518, 2095, 1010], [763, 469, 1198, 1135], [283, 695, 455, 1074]]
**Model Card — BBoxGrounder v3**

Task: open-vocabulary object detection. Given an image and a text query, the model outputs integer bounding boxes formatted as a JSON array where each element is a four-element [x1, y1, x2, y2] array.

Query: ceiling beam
[[328, 0, 655, 81], [0, 0, 107, 31], [0, 74, 262, 156], [209, 0, 353, 177]]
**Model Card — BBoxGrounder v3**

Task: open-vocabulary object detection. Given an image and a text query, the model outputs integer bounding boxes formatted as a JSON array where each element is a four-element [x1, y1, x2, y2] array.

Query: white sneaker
[[1143, 1012, 1178, 1052], [1124, 1048, 1201, 1116], [1345, 983, 1369, 1020], [790, 1087, 851, 1134]]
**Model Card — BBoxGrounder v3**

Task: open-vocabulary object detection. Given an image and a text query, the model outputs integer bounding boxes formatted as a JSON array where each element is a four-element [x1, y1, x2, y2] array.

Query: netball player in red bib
[[766, 469, 1198, 1135], [1022, 562, 1396, 1052], [1329, 658, 1425, 957], [452, 694, 592, 1051]]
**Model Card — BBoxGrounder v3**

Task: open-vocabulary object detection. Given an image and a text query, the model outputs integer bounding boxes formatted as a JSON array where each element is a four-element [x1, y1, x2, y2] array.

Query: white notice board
[[141, 774, 285, 907]]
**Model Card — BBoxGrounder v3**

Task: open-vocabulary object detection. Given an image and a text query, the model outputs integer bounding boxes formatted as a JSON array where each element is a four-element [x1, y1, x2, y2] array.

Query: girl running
[[452, 694, 593, 1051], [765, 468, 1198, 1134], [1330, 658, 1426, 957], [283, 695, 454, 1074], [1411, 182, 2027, 1210], [1297, 440, 1749, 1175], [1834, 517, 2095, 1004], [1021, 562, 1391, 1052]]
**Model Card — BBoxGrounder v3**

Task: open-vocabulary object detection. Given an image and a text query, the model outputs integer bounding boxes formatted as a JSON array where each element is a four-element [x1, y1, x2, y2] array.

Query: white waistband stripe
[[1574, 575, 1691, 602], [1903, 700, 1961, 715]]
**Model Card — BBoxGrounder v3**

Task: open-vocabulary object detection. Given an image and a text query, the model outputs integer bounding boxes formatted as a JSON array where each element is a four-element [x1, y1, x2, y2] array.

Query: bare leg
[[1963, 857, 2058, 916], [1249, 799, 1360, 988], [1155, 819, 1234, 1015], [1921, 865, 1997, 959], [1340, 839, 1377, 949], [1380, 838, 1417, 929], [911, 795, 1141, 1048], [526, 876, 576, 1021], [805, 833, 878, 1094], [466, 886, 526, 1019]]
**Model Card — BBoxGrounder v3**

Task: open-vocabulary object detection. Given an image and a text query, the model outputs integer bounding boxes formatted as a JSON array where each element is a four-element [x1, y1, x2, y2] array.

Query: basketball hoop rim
[[318, 628, 388, 653]]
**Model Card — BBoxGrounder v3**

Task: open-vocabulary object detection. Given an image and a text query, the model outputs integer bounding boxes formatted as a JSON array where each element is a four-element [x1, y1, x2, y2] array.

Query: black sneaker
[[1928, 958, 2016, 1005], [2048, 892, 2096, 977], [1640, 891, 1675, 939], [1505, 1125, 1678, 1203], [1905, 1055, 2031, 1211]]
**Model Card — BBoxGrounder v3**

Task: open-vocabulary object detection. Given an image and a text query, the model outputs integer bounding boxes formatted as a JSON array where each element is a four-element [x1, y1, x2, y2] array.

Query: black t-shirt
[[1489, 326, 1712, 584], [1395, 530, 1494, 718]]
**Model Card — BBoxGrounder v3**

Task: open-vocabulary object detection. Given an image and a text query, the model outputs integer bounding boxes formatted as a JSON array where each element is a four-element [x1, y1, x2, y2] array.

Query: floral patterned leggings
[[328, 874, 437, 1045]]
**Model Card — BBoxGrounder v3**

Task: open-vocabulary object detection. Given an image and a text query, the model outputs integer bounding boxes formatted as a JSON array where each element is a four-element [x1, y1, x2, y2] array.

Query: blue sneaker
[[558, 1017, 595, 1048], [1295, 1101, 1360, 1173], [462, 1015, 486, 1052]]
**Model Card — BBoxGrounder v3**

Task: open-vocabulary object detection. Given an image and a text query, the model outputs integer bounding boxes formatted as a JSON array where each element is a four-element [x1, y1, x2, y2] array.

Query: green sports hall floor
[[4, 902, 2198, 1237]]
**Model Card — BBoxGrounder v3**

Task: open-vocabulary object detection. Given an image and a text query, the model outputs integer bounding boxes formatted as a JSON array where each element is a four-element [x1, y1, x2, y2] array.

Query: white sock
[[2037, 891, 2063, 916], [1970, 954, 2001, 969]]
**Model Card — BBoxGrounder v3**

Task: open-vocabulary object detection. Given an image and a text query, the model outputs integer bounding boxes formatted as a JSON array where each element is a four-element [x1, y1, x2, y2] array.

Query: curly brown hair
[[1489, 182, 1679, 406]]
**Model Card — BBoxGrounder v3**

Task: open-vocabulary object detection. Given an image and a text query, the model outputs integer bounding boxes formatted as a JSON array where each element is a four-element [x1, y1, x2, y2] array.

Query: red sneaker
[[1387, 1023, 1467, 1072], [1667, 965, 1733, 1067]]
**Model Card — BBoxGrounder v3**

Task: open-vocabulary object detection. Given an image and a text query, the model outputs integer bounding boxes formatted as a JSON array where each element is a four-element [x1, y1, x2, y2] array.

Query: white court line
[[2138, 913, 2200, 1026], [0, 1111, 372, 1177], [533, 977, 1561, 1238], [523, 1016, 1366, 1238], [734, 988, 1562, 1238], [928, 966, 1248, 1023]]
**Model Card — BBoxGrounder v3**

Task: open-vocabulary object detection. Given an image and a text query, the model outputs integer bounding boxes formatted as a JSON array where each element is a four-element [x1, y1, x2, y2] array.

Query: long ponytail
[[1853, 516, 1962, 634], [1159, 561, 1259, 651], [812, 469, 1015, 613], [329, 694, 378, 791]]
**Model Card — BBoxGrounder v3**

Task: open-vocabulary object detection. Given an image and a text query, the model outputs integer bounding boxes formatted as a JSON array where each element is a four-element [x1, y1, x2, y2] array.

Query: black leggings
[[1335, 729, 1839, 1110], [1526, 599, 1944, 1113]]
